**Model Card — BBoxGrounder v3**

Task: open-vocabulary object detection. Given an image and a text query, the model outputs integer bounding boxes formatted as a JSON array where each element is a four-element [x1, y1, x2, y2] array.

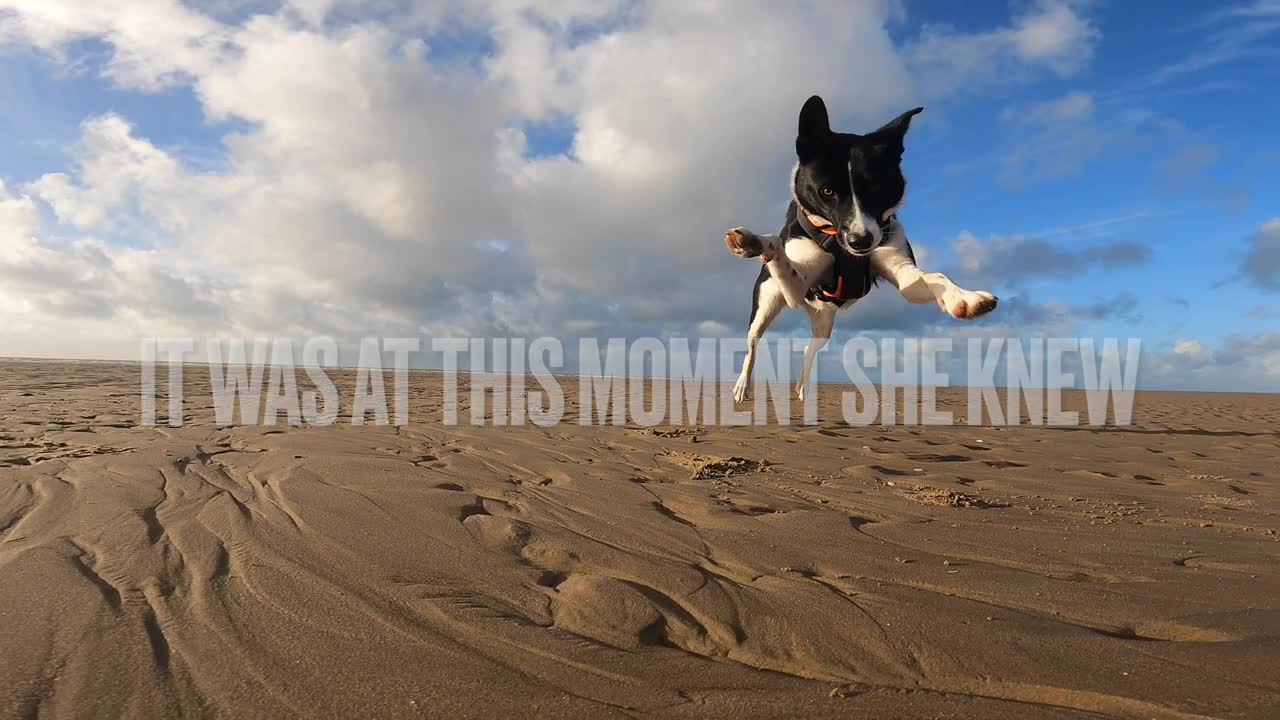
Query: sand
[[1, 359, 1277, 719]]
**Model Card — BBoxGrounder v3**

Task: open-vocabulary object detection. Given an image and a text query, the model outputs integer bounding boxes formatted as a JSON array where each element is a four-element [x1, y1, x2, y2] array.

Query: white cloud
[[988, 90, 1185, 184], [1001, 90, 1094, 125], [1240, 218, 1280, 292], [0, 178, 234, 355], [1147, 2, 1280, 87], [27, 114, 184, 230], [951, 230, 1150, 289], [1008, 0, 1098, 71], [1144, 332, 1280, 391], [0, 0, 228, 89], [1172, 338, 1209, 360], [0, 179, 39, 241], [0, 0, 1114, 361], [906, 0, 1099, 95]]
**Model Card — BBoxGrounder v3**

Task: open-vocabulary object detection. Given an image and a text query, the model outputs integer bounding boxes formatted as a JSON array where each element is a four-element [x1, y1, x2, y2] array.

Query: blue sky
[[845, 0, 1280, 389], [903, 0, 1279, 349], [0, 0, 1277, 390]]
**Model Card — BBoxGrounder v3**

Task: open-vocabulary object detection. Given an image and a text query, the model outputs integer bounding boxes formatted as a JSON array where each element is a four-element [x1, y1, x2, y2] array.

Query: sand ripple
[[1, 361, 1278, 718]]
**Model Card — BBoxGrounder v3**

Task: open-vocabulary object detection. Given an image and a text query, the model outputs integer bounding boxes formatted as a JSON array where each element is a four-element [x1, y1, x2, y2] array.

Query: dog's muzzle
[[843, 215, 896, 256], [800, 204, 894, 255], [844, 231, 876, 255]]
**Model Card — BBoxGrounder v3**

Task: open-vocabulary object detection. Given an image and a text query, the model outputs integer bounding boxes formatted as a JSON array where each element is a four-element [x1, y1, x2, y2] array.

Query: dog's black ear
[[796, 95, 831, 159], [875, 107, 923, 137], [873, 107, 923, 155], [798, 95, 830, 137]]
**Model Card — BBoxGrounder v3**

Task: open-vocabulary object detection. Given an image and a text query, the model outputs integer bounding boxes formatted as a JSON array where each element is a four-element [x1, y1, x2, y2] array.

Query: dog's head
[[792, 95, 922, 255]]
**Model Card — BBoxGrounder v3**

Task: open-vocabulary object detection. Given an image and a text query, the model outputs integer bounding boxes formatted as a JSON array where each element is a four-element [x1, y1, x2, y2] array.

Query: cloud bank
[[8, 1, 1274, 393]]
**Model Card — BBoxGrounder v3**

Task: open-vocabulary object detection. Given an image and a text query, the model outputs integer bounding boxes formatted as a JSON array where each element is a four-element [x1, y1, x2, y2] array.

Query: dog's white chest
[[780, 237, 849, 310], [783, 237, 832, 277]]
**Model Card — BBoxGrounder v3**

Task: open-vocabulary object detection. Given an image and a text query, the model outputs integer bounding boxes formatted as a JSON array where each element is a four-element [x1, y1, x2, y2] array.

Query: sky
[[0, 0, 1277, 391]]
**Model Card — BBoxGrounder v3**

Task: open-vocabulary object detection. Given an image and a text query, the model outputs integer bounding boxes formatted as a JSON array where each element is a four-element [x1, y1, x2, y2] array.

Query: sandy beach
[[1, 359, 1277, 719]]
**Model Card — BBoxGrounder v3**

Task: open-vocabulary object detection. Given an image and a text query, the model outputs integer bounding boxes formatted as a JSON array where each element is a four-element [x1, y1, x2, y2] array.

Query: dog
[[724, 95, 997, 402]]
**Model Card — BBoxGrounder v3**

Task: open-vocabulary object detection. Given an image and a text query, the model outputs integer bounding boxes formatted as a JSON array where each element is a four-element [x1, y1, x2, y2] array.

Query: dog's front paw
[[725, 227, 772, 261], [941, 290, 998, 320]]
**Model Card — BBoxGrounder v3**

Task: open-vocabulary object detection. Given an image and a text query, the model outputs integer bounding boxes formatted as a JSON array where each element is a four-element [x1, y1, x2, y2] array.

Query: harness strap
[[820, 275, 844, 299], [788, 200, 894, 306]]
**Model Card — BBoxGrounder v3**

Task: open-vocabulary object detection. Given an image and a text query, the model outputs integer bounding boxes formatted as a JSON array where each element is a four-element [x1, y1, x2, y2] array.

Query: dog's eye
[[819, 186, 835, 198]]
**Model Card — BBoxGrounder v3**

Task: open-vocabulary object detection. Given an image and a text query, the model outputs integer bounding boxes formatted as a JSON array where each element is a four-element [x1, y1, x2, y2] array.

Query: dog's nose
[[848, 231, 874, 253]]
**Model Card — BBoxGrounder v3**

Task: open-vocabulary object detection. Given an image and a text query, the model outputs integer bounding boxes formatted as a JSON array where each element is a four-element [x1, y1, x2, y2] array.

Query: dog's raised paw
[[944, 290, 998, 320], [725, 227, 765, 259], [970, 292, 998, 318]]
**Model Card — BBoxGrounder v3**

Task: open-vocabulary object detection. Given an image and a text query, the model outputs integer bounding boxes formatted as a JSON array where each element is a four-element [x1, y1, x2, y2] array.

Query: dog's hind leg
[[871, 227, 998, 320], [735, 274, 784, 402], [795, 303, 836, 401]]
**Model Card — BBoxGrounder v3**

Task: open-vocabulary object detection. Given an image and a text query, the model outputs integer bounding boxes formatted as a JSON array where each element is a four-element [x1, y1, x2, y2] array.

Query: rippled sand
[[1, 360, 1277, 719]]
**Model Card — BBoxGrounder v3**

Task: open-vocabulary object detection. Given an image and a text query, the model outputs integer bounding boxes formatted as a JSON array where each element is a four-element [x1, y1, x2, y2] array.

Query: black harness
[[782, 201, 893, 308]]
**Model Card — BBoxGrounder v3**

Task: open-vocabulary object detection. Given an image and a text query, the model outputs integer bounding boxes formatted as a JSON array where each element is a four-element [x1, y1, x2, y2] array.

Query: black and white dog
[[724, 95, 997, 401]]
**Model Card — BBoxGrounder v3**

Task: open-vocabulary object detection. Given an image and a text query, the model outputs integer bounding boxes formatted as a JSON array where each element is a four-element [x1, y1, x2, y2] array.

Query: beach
[[1, 359, 1277, 719]]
